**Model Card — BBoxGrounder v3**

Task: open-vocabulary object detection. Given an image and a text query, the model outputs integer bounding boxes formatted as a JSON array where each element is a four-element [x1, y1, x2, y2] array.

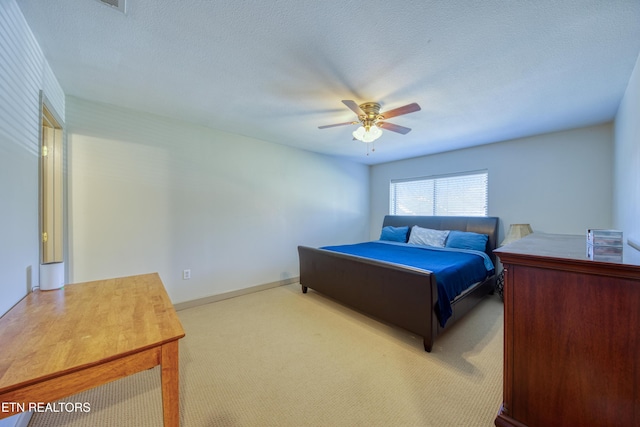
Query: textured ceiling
[[16, 0, 640, 165]]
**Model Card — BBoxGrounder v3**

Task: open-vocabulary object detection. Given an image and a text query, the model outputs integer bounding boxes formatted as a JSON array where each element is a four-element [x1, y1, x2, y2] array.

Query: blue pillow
[[445, 230, 488, 252], [380, 226, 410, 242]]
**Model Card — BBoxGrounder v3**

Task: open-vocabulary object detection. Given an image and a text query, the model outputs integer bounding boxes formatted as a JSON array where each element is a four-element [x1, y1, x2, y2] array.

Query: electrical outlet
[[183, 269, 191, 280]]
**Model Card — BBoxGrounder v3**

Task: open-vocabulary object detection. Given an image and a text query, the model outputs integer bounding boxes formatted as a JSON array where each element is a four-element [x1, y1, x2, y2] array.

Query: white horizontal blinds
[[390, 170, 488, 216], [434, 172, 488, 216], [390, 179, 435, 215]]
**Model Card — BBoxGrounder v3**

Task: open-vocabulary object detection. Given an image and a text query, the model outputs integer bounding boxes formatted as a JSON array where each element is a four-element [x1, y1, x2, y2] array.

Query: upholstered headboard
[[381, 215, 500, 265]]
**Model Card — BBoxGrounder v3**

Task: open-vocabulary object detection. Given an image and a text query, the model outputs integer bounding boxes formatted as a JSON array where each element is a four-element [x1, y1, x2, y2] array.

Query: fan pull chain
[[365, 141, 376, 156]]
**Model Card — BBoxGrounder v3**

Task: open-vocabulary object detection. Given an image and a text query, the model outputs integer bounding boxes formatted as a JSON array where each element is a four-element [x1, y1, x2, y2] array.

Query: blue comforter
[[320, 241, 495, 327]]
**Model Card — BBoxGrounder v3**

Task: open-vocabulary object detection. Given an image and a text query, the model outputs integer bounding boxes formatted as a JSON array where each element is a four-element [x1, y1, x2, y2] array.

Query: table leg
[[161, 340, 180, 427]]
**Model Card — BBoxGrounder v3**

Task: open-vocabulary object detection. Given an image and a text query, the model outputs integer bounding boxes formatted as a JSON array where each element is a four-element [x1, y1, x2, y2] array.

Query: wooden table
[[0, 273, 185, 426]]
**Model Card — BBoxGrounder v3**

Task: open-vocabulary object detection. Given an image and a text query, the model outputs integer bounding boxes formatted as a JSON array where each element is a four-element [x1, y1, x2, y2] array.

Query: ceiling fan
[[319, 100, 421, 143]]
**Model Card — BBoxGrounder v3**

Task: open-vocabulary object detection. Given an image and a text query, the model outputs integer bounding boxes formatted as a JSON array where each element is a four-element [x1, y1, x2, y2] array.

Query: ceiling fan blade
[[378, 122, 412, 135], [342, 100, 364, 117], [379, 102, 421, 119], [318, 121, 356, 129]]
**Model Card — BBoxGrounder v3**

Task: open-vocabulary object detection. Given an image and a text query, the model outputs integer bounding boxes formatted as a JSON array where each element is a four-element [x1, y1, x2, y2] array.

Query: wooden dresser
[[494, 233, 640, 427]]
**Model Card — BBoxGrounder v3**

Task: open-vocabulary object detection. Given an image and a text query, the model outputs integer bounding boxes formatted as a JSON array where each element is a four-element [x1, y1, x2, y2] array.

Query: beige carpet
[[28, 283, 503, 427]]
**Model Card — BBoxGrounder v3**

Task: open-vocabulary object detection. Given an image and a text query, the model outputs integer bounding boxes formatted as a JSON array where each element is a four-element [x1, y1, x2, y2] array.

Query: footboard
[[298, 246, 439, 351]]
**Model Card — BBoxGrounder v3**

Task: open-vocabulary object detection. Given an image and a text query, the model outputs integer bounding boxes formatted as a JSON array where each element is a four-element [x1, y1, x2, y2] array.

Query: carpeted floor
[[28, 283, 503, 426]]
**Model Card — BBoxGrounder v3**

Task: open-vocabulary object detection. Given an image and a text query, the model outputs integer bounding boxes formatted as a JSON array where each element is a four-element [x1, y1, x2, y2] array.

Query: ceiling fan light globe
[[369, 125, 382, 138], [352, 126, 366, 141], [353, 125, 382, 143], [361, 125, 382, 142]]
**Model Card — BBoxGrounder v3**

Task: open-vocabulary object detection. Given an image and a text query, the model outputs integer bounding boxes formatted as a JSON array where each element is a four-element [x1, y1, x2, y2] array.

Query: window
[[390, 170, 488, 216]]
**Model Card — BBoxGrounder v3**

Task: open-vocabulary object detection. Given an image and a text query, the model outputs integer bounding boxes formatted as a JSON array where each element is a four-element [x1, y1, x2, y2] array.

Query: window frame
[[389, 170, 489, 217]]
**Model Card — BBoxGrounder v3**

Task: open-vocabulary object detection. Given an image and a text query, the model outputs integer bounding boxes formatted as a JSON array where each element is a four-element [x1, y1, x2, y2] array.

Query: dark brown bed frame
[[298, 215, 499, 352]]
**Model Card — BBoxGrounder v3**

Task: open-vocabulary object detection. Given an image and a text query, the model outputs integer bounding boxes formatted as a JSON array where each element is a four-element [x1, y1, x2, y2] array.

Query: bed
[[297, 215, 499, 352]]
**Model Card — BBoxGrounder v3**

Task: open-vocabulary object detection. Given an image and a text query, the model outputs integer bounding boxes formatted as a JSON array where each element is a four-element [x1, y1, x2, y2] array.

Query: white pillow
[[408, 226, 450, 247]]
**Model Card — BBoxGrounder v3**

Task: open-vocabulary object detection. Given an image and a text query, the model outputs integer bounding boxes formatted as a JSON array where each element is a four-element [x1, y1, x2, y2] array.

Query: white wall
[[66, 97, 369, 304], [614, 51, 640, 246], [370, 124, 613, 242], [0, 2, 64, 426], [0, 0, 65, 316]]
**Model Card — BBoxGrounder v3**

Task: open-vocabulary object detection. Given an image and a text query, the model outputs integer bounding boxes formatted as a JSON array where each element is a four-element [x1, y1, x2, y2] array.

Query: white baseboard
[[173, 277, 299, 311]]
